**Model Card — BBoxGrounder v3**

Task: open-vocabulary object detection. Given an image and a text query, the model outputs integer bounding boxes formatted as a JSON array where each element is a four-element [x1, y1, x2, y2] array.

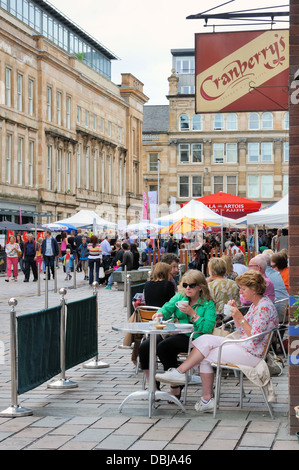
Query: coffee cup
[[223, 304, 232, 318], [175, 300, 189, 309]]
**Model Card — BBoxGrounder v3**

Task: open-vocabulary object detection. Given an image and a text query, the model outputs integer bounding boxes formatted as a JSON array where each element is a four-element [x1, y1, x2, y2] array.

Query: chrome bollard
[[126, 273, 131, 320], [47, 288, 78, 389], [0, 299, 33, 417], [84, 282, 109, 369], [45, 266, 49, 309]]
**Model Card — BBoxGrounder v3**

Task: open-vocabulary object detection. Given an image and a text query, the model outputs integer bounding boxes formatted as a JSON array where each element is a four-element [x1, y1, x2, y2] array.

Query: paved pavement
[[0, 266, 298, 451]]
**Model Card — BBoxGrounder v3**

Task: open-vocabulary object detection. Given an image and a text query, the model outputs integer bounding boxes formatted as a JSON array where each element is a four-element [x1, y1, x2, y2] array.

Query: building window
[[180, 85, 195, 94], [249, 112, 260, 130], [192, 114, 202, 131], [179, 114, 190, 131], [213, 175, 237, 194], [77, 144, 81, 187], [57, 91, 62, 125], [284, 142, 289, 162], [66, 96, 71, 129], [86, 147, 90, 189], [47, 86, 52, 121], [179, 176, 189, 198], [227, 114, 238, 130], [226, 143, 238, 163], [28, 79, 34, 116], [262, 112, 273, 129], [213, 175, 224, 193], [261, 142, 273, 162], [17, 137, 23, 185], [179, 144, 203, 164], [17, 73, 23, 112], [192, 144, 203, 163], [248, 143, 259, 163], [93, 150, 98, 191], [176, 57, 194, 74], [283, 174, 288, 196], [192, 175, 203, 197], [149, 153, 159, 171], [47, 145, 52, 190], [213, 143, 224, 163], [85, 110, 89, 128], [6, 134, 12, 183], [227, 175, 237, 195], [284, 112, 289, 130], [67, 151, 71, 191], [248, 174, 273, 198], [101, 153, 105, 192], [108, 121, 112, 136], [77, 106, 81, 124], [5, 68, 12, 107], [57, 149, 62, 191], [101, 118, 105, 133], [214, 114, 224, 130], [29, 140, 34, 187], [93, 114, 97, 131]]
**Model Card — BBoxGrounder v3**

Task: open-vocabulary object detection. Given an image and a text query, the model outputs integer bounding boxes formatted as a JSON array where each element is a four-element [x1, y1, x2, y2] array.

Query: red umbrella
[[181, 192, 261, 219]]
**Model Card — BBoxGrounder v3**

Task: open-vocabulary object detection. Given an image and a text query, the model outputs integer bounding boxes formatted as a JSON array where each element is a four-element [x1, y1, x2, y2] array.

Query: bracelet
[[240, 319, 245, 325], [191, 313, 198, 322]]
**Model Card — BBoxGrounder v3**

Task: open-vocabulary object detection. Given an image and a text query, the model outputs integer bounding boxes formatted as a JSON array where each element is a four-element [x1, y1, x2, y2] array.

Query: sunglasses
[[270, 264, 276, 268], [182, 282, 198, 289]]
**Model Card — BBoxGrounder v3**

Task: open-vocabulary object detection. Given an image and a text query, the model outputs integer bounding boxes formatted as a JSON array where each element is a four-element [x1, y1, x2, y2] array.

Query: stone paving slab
[[0, 267, 298, 451]]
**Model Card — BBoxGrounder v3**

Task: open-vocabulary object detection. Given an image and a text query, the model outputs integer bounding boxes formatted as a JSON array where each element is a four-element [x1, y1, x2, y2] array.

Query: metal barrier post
[[0, 298, 33, 417], [126, 273, 131, 320], [83, 282, 109, 369], [37, 265, 41, 296], [47, 288, 78, 389], [123, 266, 127, 307], [73, 259, 77, 289], [54, 264, 57, 293], [45, 266, 49, 309]]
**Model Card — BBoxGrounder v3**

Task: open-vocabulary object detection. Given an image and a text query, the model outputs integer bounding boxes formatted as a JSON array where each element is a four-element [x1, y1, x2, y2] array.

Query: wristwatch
[[240, 319, 245, 325]]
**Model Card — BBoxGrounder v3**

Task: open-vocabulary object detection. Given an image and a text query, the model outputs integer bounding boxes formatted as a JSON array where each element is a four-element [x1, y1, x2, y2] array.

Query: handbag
[[212, 323, 231, 337], [99, 267, 105, 278], [266, 352, 284, 376]]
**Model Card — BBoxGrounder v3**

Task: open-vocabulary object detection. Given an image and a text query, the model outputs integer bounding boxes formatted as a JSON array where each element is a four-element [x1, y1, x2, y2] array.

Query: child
[[60, 248, 74, 280], [78, 236, 90, 281], [34, 237, 43, 273]]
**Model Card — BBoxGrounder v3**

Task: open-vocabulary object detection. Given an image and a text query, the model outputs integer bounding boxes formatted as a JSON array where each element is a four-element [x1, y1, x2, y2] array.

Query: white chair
[[212, 327, 278, 419], [273, 297, 289, 359]]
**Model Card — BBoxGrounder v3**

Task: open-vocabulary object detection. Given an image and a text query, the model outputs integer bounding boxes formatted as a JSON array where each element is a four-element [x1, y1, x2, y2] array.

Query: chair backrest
[[135, 306, 159, 322], [273, 297, 289, 324]]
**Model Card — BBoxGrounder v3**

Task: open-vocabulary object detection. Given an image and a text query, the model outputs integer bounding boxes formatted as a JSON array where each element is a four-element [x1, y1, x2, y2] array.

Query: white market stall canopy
[[246, 194, 288, 227], [55, 210, 116, 229], [155, 199, 236, 228]]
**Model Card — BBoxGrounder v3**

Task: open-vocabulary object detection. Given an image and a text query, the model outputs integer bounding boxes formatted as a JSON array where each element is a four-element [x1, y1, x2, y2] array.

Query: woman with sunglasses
[[139, 270, 216, 401]]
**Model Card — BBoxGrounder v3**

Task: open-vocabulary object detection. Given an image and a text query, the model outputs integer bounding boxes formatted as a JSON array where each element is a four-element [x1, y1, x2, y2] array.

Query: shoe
[[105, 286, 111, 289], [23, 279, 29, 282], [5, 279, 9, 282], [64, 277, 68, 280], [33, 279, 37, 282], [14, 278, 18, 282], [194, 397, 215, 413], [155, 368, 186, 385], [69, 275, 72, 280], [168, 385, 183, 404]]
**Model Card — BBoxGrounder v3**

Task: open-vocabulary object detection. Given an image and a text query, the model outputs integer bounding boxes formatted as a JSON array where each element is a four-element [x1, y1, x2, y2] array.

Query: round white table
[[112, 322, 193, 418]]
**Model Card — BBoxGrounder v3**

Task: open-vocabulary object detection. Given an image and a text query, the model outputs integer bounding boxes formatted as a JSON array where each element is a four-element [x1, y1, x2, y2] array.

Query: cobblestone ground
[[0, 267, 298, 450]]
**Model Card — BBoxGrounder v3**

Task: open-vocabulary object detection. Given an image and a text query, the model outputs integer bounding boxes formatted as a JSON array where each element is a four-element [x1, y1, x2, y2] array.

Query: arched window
[[284, 112, 289, 130], [226, 113, 238, 130], [214, 114, 224, 130], [249, 112, 260, 130], [192, 114, 202, 131], [179, 114, 190, 131], [262, 112, 273, 129]]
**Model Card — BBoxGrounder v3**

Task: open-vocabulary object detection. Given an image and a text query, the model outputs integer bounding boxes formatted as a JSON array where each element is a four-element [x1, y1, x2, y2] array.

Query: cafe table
[[112, 321, 193, 418]]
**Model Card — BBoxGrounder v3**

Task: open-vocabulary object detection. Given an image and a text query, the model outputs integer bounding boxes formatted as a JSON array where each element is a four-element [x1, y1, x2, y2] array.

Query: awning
[[181, 192, 261, 219]]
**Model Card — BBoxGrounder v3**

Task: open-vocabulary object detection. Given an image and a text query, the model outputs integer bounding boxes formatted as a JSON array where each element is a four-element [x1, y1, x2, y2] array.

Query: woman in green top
[[139, 270, 216, 401]]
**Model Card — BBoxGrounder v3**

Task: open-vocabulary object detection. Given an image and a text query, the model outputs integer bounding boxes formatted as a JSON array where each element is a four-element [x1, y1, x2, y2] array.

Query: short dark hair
[[122, 242, 129, 250], [161, 253, 179, 265]]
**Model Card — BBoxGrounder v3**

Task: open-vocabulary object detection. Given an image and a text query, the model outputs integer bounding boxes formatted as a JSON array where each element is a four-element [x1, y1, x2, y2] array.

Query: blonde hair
[[221, 255, 234, 274], [149, 262, 172, 281], [208, 257, 226, 277], [236, 270, 266, 295], [179, 270, 212, 301]]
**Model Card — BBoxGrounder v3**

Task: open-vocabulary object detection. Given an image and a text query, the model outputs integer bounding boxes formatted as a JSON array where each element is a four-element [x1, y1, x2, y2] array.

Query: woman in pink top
[[156, 270, 278, 413], [5, 235, 20, 282]]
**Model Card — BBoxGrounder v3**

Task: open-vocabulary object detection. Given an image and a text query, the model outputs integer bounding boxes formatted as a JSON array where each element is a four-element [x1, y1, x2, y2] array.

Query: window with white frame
[[179, 176, 189, 198], [226, 143, 238, 163], [213, 175, 224, 193], [227, 114, 238, 130], [213, 143, 224, 163], [57, 92, 62, 126], [213, 175, 237, 194], [248, 174, 273, 198], [284, 112, 289, 130], [77, 143, 81, 187], [227, 175, 237, 195], [77, 105, 81, 124], [249, 112, 260, 130], [6, 134, 12, 183], [86, 147, 90, 189], [29, 141, 34, 187], [149, 153, 159, 171], [57, 148, 62, 191], [214, 114, 224, 130], [67, 152, 71, 191], [262, 112, 273, 129], [93, 149, 97, 191], [101, 152, 105, 191], [47, 86, 52, 121], [192, 114, 202, 131], [17, 137, 23, 185], [213, 143, 238, 164], [248, 142, 259, 163], [180, 85, 195, 94], [66, 96, 71, 129], [283, 174, 288, 196], [192, 175, 203, 197], [179, 114, 190, 131], [261, 142, 273, 162], [284, 141, 289, 162], [28, 79, 34, 116], [176, 57, 194, 74], [93, 114, 97, 131], [179, 144, 203, 163], [5, 68, 12, 107], [17, 73, 23, 112], [47, 145, 52, 190]]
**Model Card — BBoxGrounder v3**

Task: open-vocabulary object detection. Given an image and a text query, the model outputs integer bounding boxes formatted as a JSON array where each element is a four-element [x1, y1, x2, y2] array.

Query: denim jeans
[[107, 266, 122, 287], [88, 258, 101, 285]]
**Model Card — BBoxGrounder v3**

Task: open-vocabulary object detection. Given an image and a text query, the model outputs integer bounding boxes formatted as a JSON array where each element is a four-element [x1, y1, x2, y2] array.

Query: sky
[[48, 0, 289, 105]]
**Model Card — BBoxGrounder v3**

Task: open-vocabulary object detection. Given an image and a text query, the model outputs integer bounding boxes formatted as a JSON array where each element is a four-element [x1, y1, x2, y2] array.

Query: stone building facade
[[0, 1, 148, 224], [142, 49, 289, 214]]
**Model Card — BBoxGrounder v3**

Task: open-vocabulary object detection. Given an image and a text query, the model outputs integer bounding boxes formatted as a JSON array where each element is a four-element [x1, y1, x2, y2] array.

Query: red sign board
[[195, 30, 289, 113]]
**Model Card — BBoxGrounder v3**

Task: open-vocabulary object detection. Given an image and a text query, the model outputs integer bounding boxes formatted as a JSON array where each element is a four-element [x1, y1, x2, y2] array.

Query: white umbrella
[[42, 223, 70, 231], [126, 221, 160, 234]]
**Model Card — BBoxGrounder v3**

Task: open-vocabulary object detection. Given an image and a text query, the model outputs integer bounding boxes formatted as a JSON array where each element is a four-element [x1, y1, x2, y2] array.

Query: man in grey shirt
[[262, 252, 288, 321]]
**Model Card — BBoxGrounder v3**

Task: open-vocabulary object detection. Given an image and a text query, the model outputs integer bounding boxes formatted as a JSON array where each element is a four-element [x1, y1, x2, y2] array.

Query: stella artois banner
[[195, 30, 289, 113]]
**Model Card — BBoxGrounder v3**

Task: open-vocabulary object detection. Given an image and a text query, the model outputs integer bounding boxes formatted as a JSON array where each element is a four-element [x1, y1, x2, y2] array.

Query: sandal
[[5, 279, 9, 282], [168, 385, 183, 404]]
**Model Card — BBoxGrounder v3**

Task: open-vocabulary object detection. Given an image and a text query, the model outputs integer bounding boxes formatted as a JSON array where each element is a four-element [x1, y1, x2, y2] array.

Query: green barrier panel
[[17, 306, 61, 395], [65, 296, 98, 371], [130, 282, 146, 315]]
